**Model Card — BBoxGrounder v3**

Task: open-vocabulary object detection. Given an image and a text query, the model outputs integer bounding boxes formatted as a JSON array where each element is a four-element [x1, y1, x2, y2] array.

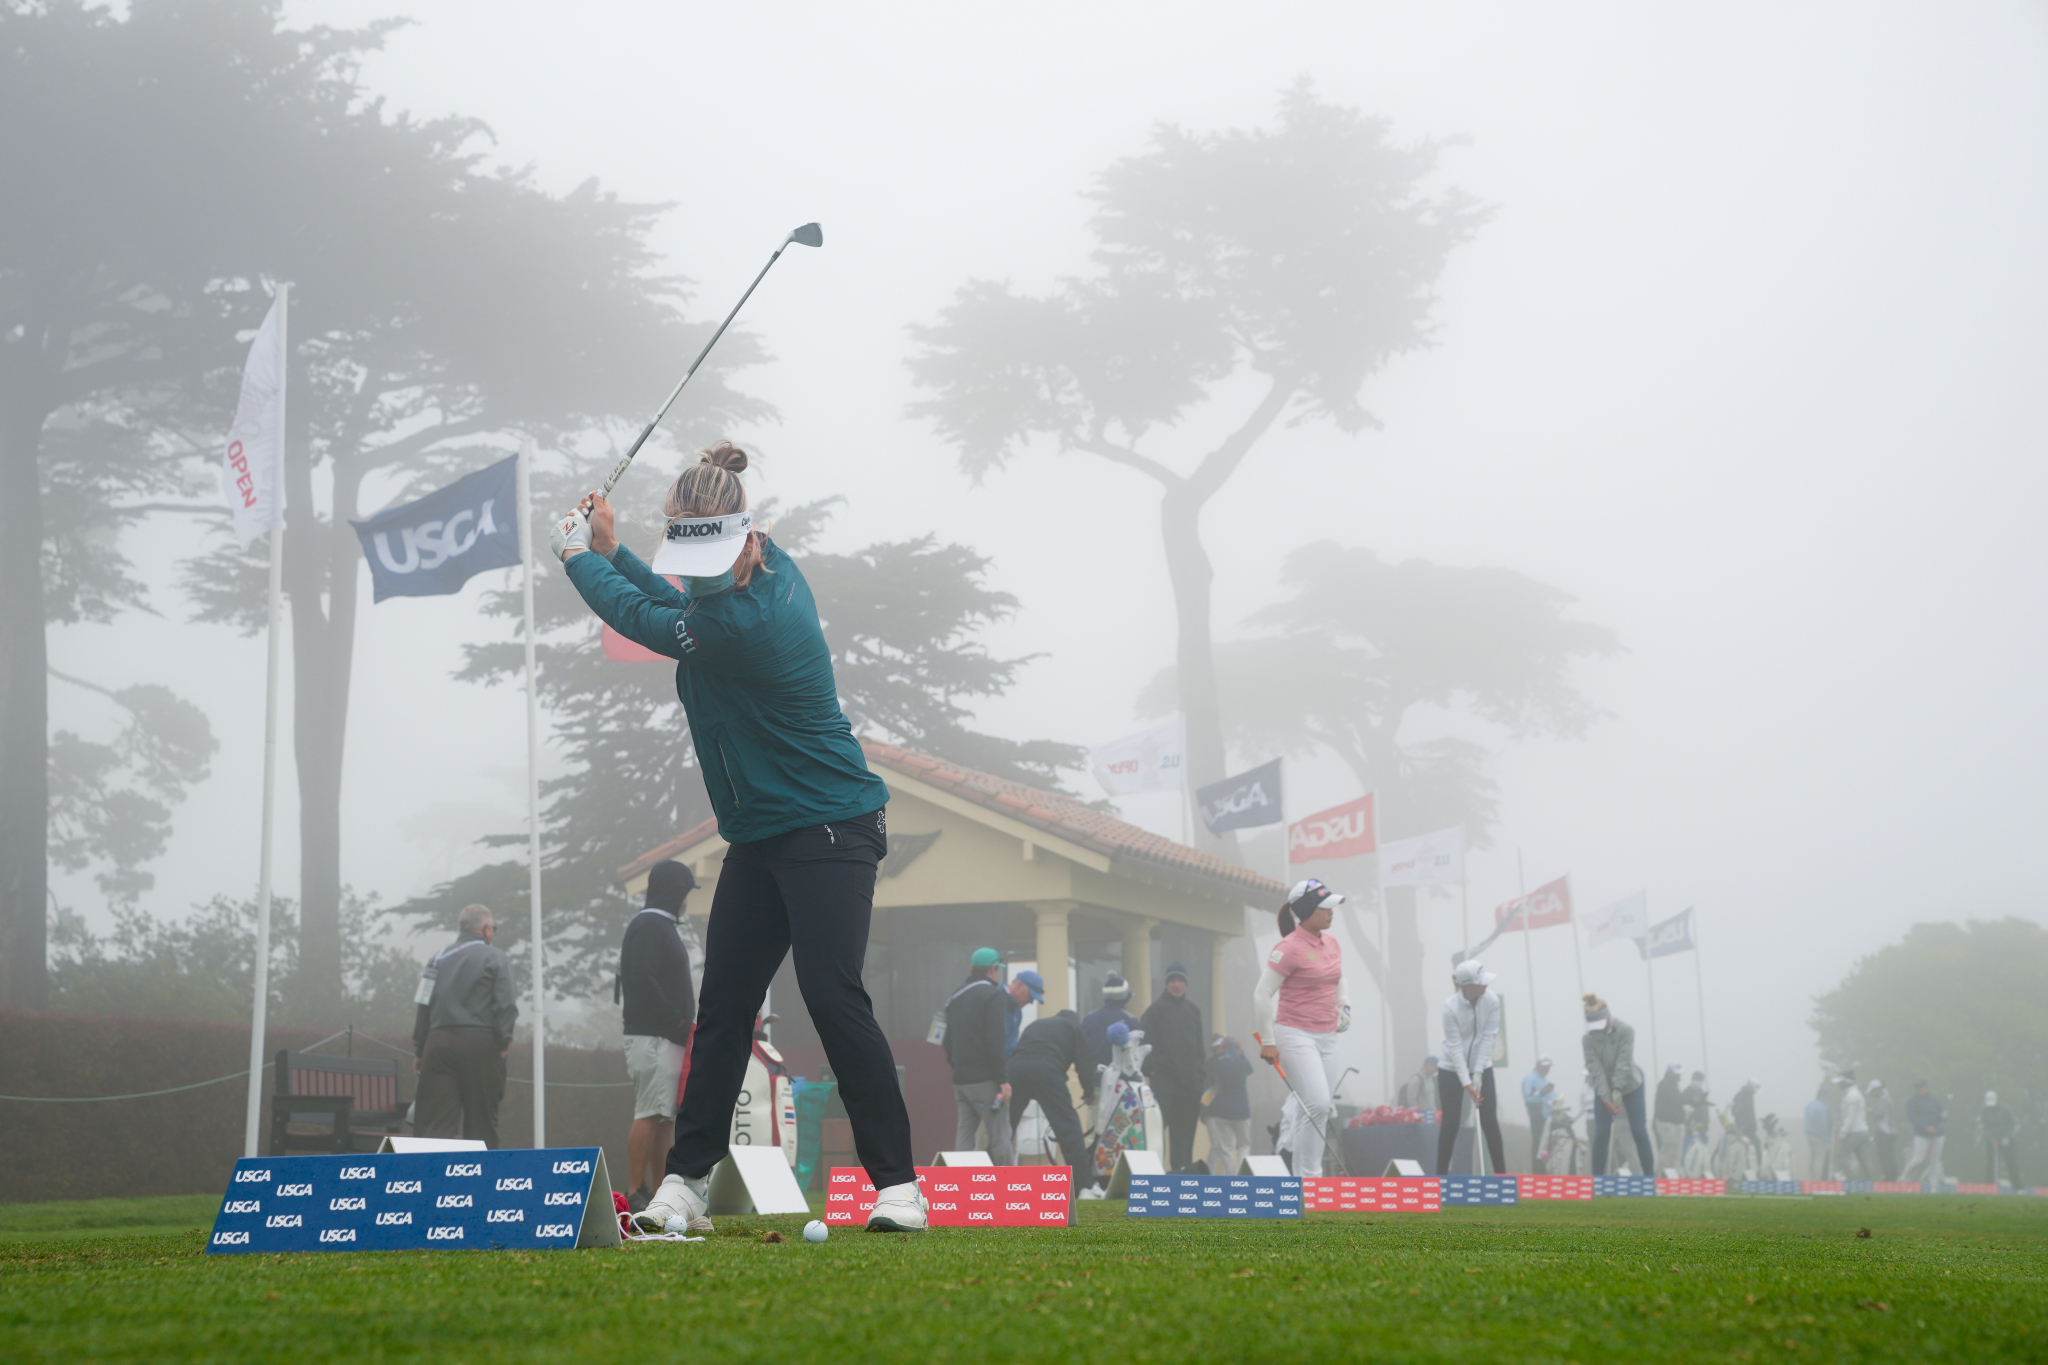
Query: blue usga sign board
[[207, 1148, 619, 1254], [1125, 1173, 1301, 1219]]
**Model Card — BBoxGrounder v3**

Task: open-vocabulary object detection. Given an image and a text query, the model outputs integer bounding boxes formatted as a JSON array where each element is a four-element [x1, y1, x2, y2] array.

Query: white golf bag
[[1091, 1030, 1162, 1187]]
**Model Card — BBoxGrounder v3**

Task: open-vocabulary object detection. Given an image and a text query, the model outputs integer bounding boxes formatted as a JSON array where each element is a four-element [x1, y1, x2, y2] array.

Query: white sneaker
[[865, 1180, 928, 1232], [631, 1173, 712, 1235]]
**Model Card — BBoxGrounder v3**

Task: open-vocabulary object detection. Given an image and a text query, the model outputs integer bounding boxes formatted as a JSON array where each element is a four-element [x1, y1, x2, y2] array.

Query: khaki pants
[[1206, 1116, 1251, 1176]]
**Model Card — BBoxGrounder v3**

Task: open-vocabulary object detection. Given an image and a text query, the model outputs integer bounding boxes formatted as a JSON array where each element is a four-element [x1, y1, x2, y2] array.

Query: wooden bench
[[269, 1050, 407, 1156]]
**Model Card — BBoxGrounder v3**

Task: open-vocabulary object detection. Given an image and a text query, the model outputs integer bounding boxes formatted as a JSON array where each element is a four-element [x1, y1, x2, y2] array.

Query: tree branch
[[1073, 437, 1181, 489], [1185, 376, 1298, 506]]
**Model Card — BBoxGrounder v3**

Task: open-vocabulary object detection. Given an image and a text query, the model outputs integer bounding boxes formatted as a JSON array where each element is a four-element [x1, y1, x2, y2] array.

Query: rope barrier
[[350, 1030, 633, 1086], [0, 1029, 351, 1103]]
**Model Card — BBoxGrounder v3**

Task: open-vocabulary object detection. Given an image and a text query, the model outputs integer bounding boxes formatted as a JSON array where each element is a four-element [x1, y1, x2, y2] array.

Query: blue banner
[[1195, 759, 1285, 835], [206, 1148, 616, 1254], [1638, 907, 1696, 960], [1125, 1173, 1301, 1219], [350, 454, 522, 602]]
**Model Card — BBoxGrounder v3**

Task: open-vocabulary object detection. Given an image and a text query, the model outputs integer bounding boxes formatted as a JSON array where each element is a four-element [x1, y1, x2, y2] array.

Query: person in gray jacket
[[413, 903, 520, 1147], [942, 948, 1014, 1163], [1581, 993, 1655, 1177]]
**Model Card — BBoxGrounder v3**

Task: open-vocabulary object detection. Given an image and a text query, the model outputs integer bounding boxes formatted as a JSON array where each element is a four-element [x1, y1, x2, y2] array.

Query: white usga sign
[[207, 1148, 618, 1255]]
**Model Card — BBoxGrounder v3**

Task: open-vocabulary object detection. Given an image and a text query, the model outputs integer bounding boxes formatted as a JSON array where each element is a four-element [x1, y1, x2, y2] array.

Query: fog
[[43, 2, 2048, 1119]]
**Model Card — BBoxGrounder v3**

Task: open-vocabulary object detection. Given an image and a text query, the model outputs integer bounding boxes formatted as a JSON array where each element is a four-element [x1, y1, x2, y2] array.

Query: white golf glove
[[1337, 1005, 1353, 1034], [549, 508, 591, 562]]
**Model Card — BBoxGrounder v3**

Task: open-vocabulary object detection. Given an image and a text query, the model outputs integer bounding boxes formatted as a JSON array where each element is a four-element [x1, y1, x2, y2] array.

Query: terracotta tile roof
[[618, 743, 1284, 904], [863, 740, 1282, 902]]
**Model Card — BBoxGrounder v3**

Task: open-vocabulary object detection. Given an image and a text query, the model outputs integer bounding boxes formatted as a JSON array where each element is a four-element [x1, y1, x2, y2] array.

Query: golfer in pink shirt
[[1254, 879, 1353, 1176]]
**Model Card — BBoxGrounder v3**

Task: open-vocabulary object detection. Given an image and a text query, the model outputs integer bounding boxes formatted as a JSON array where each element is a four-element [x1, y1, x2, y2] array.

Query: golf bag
[[1092, 1030, 1162, 1187], [698, 1016, 797, 1167]]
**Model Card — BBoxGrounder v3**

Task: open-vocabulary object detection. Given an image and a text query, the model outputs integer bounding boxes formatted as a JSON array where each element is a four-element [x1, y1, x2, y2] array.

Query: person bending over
[[553, 442, 921, 1233], [1254, 880, 1353, 1177], [1008, 1008, 1095, 1200]]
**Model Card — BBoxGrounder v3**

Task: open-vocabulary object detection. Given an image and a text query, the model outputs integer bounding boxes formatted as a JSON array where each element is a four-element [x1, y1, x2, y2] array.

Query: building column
[[1028, 901, 1075, 1015], [1211, 931, 1229, 1037], [1122, 917, 1157, 1008]]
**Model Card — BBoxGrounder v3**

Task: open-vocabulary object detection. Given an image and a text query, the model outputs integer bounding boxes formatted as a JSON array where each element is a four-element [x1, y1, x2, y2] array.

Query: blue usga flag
[[351, 454, 521, 602], [1195, 758, 1284, 835], [1639, 907, 1696, 959]]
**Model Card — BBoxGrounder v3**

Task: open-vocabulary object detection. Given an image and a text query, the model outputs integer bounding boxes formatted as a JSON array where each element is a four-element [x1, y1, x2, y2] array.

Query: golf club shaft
[[597, 233, 804, 500]]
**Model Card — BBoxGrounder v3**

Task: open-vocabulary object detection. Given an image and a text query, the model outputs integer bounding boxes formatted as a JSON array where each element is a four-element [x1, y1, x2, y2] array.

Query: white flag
[[220, 299, 286, 547], [1379, 826, 1464, 887], [1090, 716, 1187, 795], [1586, 890, 1650, 949]]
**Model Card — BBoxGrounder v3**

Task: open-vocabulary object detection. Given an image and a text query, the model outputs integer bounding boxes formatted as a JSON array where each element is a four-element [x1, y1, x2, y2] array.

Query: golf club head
[[787, 222, 824, 248]]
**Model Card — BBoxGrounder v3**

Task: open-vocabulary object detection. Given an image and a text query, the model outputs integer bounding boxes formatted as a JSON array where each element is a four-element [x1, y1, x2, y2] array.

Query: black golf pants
[[1151, 1075, 1203, 1170], [1436, 1068, 1508, 1175], [1009, 1061, 1088, 1196], [665, 808, 915, 1189]]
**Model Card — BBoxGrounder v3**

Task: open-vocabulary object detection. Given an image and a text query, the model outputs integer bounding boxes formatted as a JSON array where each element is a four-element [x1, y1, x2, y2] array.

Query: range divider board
[[824, 1167, 1072, 1226], [207, 1148, 619, 1254], [1126, 1173, 1301, 1218]]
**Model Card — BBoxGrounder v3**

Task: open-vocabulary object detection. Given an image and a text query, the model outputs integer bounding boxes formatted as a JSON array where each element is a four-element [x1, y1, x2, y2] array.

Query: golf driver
[[594, 221, 823, 502], [1254, 1031, 1350, 1176]]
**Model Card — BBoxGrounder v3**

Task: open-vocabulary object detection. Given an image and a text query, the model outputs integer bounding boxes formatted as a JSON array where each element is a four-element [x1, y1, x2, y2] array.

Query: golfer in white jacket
[[1438, 960, 1509, 1175], [1254, 880, 1352, 1177]]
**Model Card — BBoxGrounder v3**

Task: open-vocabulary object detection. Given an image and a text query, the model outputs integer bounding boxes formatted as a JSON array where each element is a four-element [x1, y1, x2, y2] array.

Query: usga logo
[[1039, 1211, 1066, 1221], [385, 1180, 423, 1194], [338, 1166, 376, 1180], [234, 1169, 270, 1183], [495, 1177, 533, 1191], [265, 1214, 303, 1228], [536, 1223, 576, 1238], [222, 1199, 260, 1214], [485, 1208, 524, 1224], [426, 1226, 465, 1241], [542, 1191, 582, 1207], [1005, 1202, 1031, 1211], [318, 1228, 356, 1244], [830, 1172, 855, 1183], [329, 1197, 367, 1211], [211, 1231, 250, 1246], [375, 1211, 413, 1226], [436, 1194, 474, 1209], [445, 1163, 483, 1178], [551, 1159, 591, 1175], [967, 1212, 993, 1222], [274, 1184, 313, 1197], [969, 1192, 994, 1202], [1006, 1182, 1032, 1192]]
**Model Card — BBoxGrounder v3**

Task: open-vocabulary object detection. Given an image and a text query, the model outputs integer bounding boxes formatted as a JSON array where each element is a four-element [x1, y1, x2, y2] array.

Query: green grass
[[0, 1193, 220, 1243], [2, 1194, 2045, 1362]]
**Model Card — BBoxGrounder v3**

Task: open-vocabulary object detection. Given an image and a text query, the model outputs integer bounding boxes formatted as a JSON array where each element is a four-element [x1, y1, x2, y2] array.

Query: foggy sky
[[49, 2, 2048, 1114]]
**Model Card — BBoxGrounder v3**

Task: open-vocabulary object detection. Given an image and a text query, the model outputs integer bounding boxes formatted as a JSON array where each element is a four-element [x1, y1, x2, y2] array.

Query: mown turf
[[1, 1194, 2043, 1362]]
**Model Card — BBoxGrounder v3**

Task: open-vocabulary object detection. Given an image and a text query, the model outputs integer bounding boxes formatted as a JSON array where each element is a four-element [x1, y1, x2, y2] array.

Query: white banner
[[1090, 716, 1187, 795], [1586, 890, 1649, 949], [220, 299, 286, 547], [1378, 826, 1464, 887]]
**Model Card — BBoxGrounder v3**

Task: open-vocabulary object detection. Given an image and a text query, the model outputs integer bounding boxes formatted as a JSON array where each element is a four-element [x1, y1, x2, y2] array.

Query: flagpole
[[1517, 848, 1541, 1065], [242, 282, 288, 1160], [518, 439, 546, 1147], [1567, 875, 1585, 1000], [1642, 896, 1661, 1086], [1690, 909, 1709, 1085]]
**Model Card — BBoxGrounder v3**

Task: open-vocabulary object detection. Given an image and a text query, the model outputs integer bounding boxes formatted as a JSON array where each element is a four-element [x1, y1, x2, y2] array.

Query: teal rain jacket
[[563, 538, 889, 844]]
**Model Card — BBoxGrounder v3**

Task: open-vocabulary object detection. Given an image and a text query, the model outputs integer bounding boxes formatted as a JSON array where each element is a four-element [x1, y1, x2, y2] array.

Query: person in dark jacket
[[413, 903, 520, 1147], [1653, 1063, 1685, 1174], [1981, 1091, 2021, 1186], [1204, 1036, 1255, 1176], [1005, 970, 1044, 1055], [1008, 1008, 1093, 1196], [1900, 1080, 1946, 1186], [560, 445, 921, 1234], [1080, 972, 1139, 1081], [942, 948, 1014, 1163], [619, 859, 698, 1209], [1733, 1079, 1761, 1152], [1140, 963, 1206, 1170]]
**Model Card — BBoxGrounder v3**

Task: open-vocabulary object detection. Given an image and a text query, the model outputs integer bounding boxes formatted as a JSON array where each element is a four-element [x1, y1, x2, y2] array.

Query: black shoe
[[627, 1185, 651, 1213]]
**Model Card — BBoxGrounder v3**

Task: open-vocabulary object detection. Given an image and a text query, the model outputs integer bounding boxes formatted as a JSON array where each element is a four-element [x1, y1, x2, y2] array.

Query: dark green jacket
[[564, 538, 888, 844]]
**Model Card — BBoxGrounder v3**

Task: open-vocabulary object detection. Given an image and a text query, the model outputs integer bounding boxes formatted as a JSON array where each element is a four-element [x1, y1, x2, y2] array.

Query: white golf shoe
[[631, 1173, 712, 1235], [865, 1181, 928, 1232]]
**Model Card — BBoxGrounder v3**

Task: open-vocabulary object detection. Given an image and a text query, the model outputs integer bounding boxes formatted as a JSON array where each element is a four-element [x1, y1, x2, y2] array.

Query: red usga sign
[[823, 1167, 1071, 1227]]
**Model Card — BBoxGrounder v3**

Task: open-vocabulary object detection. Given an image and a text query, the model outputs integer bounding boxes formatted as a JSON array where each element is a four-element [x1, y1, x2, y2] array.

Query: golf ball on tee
[[803, 1220, 829, 1243]]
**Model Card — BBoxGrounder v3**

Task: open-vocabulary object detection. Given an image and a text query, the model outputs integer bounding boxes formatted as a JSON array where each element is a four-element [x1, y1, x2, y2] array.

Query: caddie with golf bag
[[1254, 879, 1355, 1177], [548, 224, 928, 1234]]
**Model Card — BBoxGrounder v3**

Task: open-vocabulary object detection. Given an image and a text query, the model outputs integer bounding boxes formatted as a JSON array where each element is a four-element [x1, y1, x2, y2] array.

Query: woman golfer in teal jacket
[[551, 442, 923, 1232]]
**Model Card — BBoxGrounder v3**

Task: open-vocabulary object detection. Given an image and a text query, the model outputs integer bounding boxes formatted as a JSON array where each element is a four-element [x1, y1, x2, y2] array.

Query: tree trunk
[[1158, 482, 1228, 846], [281, 443, 364, 1020], [0, 387, 49, 1009]]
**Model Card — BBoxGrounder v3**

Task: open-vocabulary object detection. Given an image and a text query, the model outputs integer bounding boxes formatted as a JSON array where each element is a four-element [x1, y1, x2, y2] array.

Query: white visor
[[650, 508, 753, 576]]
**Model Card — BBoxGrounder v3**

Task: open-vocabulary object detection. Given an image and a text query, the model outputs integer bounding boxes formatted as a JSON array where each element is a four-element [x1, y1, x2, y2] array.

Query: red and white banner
[[1378, 826, 1464, 887], [1495, 875, 1573, 932], [823, 1167, 1071, 1227], [1302, 1176, 1440, 1212], [1655, 1178, 1726, 1196], [1287, 795, 1376, 865], [1515, 1174, 1594, 1201], [1090, 717, 1188, 796], [220, 297, 286, 548]]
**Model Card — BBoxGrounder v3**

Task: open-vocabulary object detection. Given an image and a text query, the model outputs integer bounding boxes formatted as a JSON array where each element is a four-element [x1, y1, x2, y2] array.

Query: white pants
[[1272, 1024, 1342, 1176], [1900, 1134, 1945, 1185], [1207, 1116, 1251, 1176]]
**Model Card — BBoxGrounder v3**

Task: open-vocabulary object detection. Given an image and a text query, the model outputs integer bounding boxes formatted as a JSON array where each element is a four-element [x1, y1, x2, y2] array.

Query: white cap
[[650, 508, 754, 576], [1286, 879, 1348, 914], [1666, 1062, 1682, 1073], [1451, 959, 1495, 987], [1985, 1090, 1998, 1106]]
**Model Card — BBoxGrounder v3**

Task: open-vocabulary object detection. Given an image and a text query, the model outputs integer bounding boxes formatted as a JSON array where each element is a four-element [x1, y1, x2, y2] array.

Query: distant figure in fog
[[1865, 1080, 1897, 1180], [1899, 1080, 1946, 1185], [1398, 1056, 1441, 1112], [1981, 1091, 2021, 1186], [1205, 1036, 1255, 1178], [1803, 1086, 1834, 1180], [1653, 1063, 1686, 1174], [1581, 993, 1655, 1177], [413, 903, 519, 1148], [1834, 1073, 1874, 1180]]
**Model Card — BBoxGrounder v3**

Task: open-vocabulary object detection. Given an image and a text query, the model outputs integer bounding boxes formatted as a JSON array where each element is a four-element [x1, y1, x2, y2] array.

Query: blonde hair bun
[[700, 440, 749, 474]]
